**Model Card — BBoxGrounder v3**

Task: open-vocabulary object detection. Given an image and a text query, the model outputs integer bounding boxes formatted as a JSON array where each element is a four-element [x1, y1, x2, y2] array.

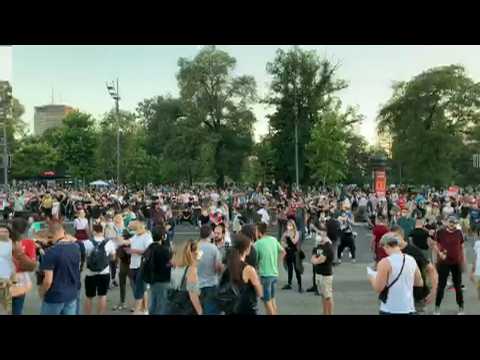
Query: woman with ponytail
[[225, 233, 263, 315]]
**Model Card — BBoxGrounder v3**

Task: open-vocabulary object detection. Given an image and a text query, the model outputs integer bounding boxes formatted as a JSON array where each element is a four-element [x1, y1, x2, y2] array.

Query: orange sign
[[375, 170, 387, 198]]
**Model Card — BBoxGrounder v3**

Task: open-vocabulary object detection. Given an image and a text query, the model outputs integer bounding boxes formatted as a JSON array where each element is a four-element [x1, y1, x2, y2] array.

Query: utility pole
[[106, 79, 121, 186], [0, 81, 11, 189]]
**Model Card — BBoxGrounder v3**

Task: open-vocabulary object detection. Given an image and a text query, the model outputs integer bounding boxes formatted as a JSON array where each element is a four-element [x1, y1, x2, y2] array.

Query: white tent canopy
[[89, 180, 110, 187]]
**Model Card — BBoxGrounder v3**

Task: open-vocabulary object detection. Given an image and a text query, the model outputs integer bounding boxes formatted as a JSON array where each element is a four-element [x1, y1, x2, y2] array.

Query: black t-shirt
[[90, 205, 101, 219], [410, 228, 430, 250], [312, 242, 334, 276], [198, 214, 210, 225], [150, 243, 171, 283], [460, 206, 470, 219], [401, 244, 429, 301]]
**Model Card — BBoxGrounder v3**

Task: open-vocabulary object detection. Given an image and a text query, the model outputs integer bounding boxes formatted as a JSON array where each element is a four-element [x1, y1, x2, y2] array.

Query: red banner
[[375, 170, 387, 198]]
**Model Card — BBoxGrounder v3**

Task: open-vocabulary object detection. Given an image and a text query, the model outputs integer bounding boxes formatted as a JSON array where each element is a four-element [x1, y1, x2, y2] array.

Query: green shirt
[[255, 235, 283, 277], [398, 217, 415, 238]]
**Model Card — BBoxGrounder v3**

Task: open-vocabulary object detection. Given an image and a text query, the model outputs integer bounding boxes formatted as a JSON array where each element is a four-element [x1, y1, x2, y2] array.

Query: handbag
[[166, 266, 195, 315], [379, 255, 405, 304]]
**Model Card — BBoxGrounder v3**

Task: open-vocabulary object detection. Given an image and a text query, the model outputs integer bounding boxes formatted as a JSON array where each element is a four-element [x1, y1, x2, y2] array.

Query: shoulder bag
[[379, 254, 405, 304]]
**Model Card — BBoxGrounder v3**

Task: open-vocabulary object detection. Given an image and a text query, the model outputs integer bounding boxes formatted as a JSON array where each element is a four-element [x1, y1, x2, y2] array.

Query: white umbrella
[[89, 180, 110, 187]]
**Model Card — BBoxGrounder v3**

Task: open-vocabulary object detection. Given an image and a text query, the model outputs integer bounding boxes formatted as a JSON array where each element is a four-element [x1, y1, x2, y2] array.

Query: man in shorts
[[311, 226, 334, 315], [254, 222, 285, 315]]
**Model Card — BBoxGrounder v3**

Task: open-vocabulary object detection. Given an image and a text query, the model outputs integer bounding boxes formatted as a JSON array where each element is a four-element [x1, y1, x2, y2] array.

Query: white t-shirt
[[0, 240, 13, 279], [474, 240, 480, 277], [74, 218, 89, 230], [84, 237, 116, 276], [358, 197, 368, 207], [129, 232, 153, 269], [257, 208, 270, 225]]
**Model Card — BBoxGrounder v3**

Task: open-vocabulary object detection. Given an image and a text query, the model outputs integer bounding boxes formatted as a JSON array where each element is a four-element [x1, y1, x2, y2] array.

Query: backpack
[[86, 238, 110, 272], [216, 270, 241, 314], [140, 243, 156, 284]]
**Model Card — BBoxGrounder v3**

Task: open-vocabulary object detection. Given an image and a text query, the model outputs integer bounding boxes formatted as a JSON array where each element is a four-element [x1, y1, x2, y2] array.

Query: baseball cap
[[447, 216, 459, 224]]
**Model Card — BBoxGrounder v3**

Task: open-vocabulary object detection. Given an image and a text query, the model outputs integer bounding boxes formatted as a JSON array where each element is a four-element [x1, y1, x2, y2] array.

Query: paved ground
[[22, 223, 480, 315]]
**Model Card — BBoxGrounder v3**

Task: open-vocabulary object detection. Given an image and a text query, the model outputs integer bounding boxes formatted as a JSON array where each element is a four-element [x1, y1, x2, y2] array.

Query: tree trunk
[[214, 141, 225, 188]]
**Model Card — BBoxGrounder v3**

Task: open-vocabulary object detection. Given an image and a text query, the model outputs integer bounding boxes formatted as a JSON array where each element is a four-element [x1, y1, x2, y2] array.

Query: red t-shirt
[[14, 239, 37, 272], [372, 224, 389, 262], [435, 228, 464, 265]]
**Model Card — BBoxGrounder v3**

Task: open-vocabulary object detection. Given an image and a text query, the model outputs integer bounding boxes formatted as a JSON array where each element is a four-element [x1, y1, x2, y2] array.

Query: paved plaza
[[21, 224, 480, 315]]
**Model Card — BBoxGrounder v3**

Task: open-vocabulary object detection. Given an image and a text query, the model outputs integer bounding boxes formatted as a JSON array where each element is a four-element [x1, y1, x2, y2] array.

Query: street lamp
[[0, 82, 12, 189], [106, 79, 120, 186]]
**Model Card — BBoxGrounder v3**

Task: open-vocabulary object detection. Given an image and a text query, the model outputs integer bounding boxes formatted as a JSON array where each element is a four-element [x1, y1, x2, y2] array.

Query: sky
[[8, 45, 480, 143], [0, 46, 12, 82]]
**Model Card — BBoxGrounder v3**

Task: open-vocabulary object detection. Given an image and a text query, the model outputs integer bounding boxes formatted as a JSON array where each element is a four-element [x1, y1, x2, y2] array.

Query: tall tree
[[378, 65, 480, 187], [58, 111, 97, 181], [11, 141, 59, 179], [306, 100, 362, 185], [265, 46, 348, 185], [177, 45, 257, 187]]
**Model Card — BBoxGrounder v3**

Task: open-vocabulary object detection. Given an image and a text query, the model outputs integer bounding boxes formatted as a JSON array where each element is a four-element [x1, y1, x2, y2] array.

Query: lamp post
[[0, 82, 12, 189], [106, 79, 120, 186]]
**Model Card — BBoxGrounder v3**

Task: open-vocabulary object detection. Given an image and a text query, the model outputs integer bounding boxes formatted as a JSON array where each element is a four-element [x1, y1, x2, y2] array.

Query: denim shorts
[[260, 276, 277, 302]]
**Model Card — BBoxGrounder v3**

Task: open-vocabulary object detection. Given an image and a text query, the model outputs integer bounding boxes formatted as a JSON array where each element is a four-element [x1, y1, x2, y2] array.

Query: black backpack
[[216, 270, 240, 314], [140, 243, 156, 284], [86, 238, 110, 272]]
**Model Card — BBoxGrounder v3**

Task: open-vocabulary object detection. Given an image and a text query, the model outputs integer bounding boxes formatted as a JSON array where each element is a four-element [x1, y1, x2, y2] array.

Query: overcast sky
[[9, 45, 480, 143]]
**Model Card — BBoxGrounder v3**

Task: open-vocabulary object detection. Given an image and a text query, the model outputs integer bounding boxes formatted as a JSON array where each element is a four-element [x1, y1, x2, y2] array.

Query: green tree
[[177, 45, 257, 187], [344, 134, 372, 186], [306, 101, 361, 185], [265, 46, 348, 185], [58, 111, 97, 181], [11, 141, 59, 178], [378, 65, 480, 187], [95, 110, 138, 182]]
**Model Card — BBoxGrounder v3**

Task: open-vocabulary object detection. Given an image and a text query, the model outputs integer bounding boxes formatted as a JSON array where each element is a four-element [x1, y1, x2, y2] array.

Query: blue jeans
[[200, 286, 220, 315], [41, 300, 77, 315], [75, 289, 81, 315], [130, 268, 146, 300], [12, 295, 26, 315], [149, 282, 169, 315], [260, 276, 278, 302]]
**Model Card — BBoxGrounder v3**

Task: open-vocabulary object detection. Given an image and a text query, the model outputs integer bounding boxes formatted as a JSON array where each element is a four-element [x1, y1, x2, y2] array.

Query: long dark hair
[[227, 233, 251, 286]]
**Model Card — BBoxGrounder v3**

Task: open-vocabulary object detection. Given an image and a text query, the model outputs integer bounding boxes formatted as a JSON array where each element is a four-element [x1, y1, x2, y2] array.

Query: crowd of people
[[0, 182, 479, 315]]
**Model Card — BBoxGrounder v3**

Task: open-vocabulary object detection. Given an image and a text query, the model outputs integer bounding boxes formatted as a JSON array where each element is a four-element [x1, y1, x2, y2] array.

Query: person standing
[[10, 218, 37, 315], [432, 216, 466, 315], [0, 227, 14, 315], [197, 225, 223, 315], [145, 227, 171, 315], [371, 215, 389, 265], [74, 209, 90, 241], [280, 220, 303, 292], [337, 205, 356, 263], [311, 227, 334, 315], [392, 225, 438, 314], [409, 218, 433, 261], [469, 235, 480, 301], [126, 221, 153, 315], [165, 240, 203, 315], [39, 221, 81, 315], [254, 222, 285, 315], [83, 224, 116, 315], [397, 208, 415, 241], [224, 233, 263, 315], [368, 232, 423, 315]]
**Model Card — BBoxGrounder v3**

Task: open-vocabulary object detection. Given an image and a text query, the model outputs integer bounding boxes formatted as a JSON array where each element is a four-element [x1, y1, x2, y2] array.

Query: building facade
[[34, 104, 74, 136]]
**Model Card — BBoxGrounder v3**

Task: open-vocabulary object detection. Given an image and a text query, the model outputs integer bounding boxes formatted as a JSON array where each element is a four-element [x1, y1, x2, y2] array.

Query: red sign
[[42, 171, 56, 177], [375, 170, 387, 198], [448, 186, 459, 197]]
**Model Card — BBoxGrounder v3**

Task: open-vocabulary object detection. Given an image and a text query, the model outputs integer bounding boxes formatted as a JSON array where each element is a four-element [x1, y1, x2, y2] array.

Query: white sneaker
[[351, 259, 356, 263], [433, 308, 440, 315], [457, 309, 465, 315], [349, 253, 352, 259], [144, 310, 149, 315]]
